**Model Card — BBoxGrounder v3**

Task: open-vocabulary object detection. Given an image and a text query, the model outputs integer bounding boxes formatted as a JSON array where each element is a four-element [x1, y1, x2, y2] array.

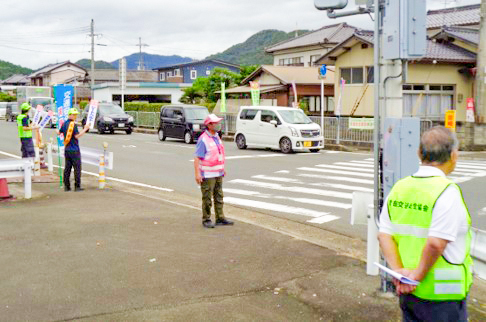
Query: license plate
[[118, 123, 125, 128], [304, 141, 312, 147]]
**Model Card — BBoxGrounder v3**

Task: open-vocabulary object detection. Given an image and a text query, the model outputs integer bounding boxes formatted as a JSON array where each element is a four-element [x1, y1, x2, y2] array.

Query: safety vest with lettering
[[199, 131, 225, 178], [387, 176, 473, 301], [17, 114, 32, 139]]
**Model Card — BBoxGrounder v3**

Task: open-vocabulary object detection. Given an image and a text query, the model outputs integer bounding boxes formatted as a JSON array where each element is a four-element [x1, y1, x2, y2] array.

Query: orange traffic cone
[[0, 178, 13, 200]]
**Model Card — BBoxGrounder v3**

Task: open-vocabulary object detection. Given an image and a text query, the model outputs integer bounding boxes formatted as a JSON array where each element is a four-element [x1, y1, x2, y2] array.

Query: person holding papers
[[378, 126, 473, 322], [57, 108, 90, 192]]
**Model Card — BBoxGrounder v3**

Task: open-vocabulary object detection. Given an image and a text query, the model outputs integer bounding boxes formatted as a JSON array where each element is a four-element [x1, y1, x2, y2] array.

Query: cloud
[[0, 0, 480, 70]]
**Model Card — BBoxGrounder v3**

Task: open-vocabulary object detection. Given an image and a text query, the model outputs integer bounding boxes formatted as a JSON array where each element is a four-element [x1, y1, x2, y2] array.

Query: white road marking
[[224, 188, 272, 198], [451, 171, 481, 176], [456, 161, 486, 167], [297, 167, 374, 178], [349, 160, 374, 165], [308, 182, 373, 192], [449, 176, 472, 183], [456, 164, 486, 170], [224, 197, 338, 220], [307, 216, 340, 224], [275, 196, 352, 209], [228, 179, 353, 199], [297, 173, 374, 185], [325, 151, 341, 154], [275, 170, 290, 174], [316, 164, 374, 172], [122, 145, 137, 148], [252, 175, 302, 183], [334, 162, 374, 168], [0, 150, 174, 192], [452, 167, 485, 173], [365, 158, 374, 161]]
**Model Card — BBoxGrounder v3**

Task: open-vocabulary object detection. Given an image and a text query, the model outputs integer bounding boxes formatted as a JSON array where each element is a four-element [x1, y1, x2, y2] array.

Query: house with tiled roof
[[265, 23, 358, 67], [153, 59, 240, 84], [28, 61, 87, 86], [315, 28, 477, 122], [426, 4, 480, 33], [0, 74, 29, 86]]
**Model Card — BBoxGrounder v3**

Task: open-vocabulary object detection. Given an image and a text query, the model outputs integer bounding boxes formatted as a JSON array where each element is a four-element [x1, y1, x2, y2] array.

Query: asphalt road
[[1, 120, 486, 240]]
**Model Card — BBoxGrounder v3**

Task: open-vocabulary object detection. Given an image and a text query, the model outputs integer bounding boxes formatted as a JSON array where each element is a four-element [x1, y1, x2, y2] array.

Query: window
[[205, 70, 211, 76], [280, 57, 304, 66], [260, 110, 280, 124], [366, 66, 374, 83], [173, 109, 183, 119], [160, 72, 165, 81], [240, 109, 258, 120], [402, 84, 455, 120], [174, 69, 180, 76], [167, 71, 173, 77], [279, 59, 285, 66], [340, 67, 364, 84], [163, 107, 173, 118], [190, 70, 197, 80]]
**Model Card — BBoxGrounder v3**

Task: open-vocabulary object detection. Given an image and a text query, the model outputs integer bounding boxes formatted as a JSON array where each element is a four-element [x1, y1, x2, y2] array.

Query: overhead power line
[[0, 43, 89, 54]]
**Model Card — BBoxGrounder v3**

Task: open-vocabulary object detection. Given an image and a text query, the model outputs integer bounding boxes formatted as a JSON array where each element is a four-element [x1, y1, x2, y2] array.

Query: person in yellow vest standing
[[57, 108, 90, 192], [379, 126, 473, 322], [194, 114, 233, 228], [17, 103, 38, 159]]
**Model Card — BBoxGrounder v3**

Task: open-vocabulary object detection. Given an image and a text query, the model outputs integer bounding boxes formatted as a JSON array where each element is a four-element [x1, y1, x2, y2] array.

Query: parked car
[[5, 102, 19, 122], [234, 106, 324, 153], [0, 102, 7, 119], [81, 102, 134, 134], [158, 104, 222, 144]]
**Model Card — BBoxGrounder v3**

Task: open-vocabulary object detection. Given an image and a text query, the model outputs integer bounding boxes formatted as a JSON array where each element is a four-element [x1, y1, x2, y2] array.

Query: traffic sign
[[319, 64, 327, 78], [445, 110, 456, 132]]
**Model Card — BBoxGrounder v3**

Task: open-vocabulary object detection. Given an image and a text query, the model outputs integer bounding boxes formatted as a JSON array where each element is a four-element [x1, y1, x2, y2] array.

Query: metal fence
[[126, 111, 160, 129]]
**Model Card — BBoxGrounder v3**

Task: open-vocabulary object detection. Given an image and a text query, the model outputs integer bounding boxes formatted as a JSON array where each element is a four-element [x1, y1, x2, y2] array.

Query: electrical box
[[383, 0, 426, 60], [314, 0, 348, 10], [382, 117, 420, 199]]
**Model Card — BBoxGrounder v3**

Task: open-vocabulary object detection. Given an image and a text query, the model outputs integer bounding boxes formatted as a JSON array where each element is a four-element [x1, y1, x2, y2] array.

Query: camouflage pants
[[200, 176, 225, 221]]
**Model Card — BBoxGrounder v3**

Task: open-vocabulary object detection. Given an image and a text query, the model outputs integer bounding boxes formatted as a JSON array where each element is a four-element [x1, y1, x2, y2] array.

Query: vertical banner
[[86, 99, 99, 129], [335, 78, 346, 117], [292, 80, 298, 108], [466, 98, 475, 123], [32, 105, 44, 125], [53, 84, 74, 146], [249, 81, 260, 106], [220, 82, 226, 113], [445, 110, 456, 132]]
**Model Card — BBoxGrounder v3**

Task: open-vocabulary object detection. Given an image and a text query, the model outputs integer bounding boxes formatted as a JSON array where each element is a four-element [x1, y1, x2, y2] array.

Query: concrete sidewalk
[[1, 177, 485, 321]]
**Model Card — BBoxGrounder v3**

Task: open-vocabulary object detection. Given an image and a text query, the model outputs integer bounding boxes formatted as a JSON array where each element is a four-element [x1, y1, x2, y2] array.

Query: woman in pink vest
[[194, 114, 234, 228]]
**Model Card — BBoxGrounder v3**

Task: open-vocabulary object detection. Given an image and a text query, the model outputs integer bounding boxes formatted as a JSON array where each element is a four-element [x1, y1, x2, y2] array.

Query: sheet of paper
[[374, 262, 420, 286]]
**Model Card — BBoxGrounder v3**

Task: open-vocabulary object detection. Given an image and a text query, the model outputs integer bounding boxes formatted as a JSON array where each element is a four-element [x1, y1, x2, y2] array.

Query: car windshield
[[277, 109, 313, 124], [31, 98, 53, 107], [99, 104, 124, 115], [185, 108, 209, 120]]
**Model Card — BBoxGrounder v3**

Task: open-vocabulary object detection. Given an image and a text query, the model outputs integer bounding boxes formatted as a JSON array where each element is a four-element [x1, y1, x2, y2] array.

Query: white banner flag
[[86, 100, 99, 129]]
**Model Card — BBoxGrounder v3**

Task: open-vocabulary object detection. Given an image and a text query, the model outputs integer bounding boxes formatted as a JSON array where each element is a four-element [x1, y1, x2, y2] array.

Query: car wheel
[[126, 129, 132, 135], [158, 129, 166, 141], [310, 149, 320, 153], [280, 137, 293, 154], [236, 134, 247, 149], [97, 123, 104, 135], [184, 131, 193, 144]]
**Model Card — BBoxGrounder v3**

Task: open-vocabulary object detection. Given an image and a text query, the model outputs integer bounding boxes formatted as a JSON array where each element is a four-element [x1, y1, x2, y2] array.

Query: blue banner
[[53, 84, 74, 147]]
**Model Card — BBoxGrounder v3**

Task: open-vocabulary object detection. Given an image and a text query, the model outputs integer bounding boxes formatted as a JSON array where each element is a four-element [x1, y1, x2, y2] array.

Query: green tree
[[0, 92, 16, 102], [180, 86, 204, 104]]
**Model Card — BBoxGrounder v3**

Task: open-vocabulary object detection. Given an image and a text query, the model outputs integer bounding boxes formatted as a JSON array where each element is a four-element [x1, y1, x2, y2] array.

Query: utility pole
[[138, 37, 149, 71], [90, 19, 95, 99], [476, 1, 486, 123]]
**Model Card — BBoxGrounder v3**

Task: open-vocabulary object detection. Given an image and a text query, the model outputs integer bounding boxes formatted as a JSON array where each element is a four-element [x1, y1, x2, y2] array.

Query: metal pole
[[336, 116, 340, 145], [321, 78, 324, 136], [90, 19, 95, 99], [476, 1, 486, 123], [373, 0, 381, 227]]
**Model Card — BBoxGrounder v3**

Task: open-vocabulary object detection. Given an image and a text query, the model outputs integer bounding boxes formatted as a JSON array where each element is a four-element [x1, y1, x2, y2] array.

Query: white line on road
[[349, 160, 374, 165], [228, 179, 353, 199], [307, 216, 341, 224], [456, 164, 486, 170], [333, 162, 374, 168], [297, 174, 374, 185], [275, 170, 290, 174], [224, 197, 338, 220], [0, 150, 174, 192], [252, 175, 302, 183], [224, 188, 273, 198], [316, 164, 374, 172], [274, 196, 352, 209], [298, 167, 374, 178]]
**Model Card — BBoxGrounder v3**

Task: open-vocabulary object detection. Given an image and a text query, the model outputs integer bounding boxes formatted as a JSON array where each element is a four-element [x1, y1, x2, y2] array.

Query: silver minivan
[[234, 106, 324, 153]]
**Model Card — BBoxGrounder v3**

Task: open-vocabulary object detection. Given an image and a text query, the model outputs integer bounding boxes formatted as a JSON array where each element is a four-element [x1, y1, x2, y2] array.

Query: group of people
[[18, 103, 473, 321]]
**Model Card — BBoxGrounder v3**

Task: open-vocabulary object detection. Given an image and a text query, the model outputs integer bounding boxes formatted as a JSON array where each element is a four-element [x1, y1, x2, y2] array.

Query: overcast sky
[[0, 0, 480, 70]]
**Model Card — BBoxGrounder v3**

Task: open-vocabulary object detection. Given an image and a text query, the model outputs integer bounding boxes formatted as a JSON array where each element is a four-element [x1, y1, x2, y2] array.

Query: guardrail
[[126, 111, 160, 129], [0, 159, 33, 199]]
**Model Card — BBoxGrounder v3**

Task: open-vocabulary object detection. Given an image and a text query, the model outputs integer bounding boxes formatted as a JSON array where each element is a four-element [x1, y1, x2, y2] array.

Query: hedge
[[123, 102, 170, 112]]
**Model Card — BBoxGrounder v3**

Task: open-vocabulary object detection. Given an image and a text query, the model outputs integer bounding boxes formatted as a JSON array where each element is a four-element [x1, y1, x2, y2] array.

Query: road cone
[[0, 178, 13, 200]]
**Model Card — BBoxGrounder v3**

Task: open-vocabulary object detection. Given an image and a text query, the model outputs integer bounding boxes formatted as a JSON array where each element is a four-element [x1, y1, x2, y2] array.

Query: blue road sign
[[319, 65, 327, 77]]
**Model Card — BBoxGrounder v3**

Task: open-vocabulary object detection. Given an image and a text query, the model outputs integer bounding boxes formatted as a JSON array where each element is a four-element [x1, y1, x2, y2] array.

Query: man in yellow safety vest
[[379, 126, 472, 322]]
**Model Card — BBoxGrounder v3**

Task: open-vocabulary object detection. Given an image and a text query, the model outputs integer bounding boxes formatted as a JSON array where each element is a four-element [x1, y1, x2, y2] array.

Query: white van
[[235, 106, 324, 153]]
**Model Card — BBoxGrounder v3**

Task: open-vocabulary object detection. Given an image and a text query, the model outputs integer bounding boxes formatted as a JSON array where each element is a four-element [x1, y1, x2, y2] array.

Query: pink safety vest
[[199, 131, 225, 177]]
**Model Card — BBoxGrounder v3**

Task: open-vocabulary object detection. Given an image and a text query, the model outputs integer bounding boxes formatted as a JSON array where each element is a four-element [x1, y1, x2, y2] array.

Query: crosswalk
[[224, 158, 486, 225]]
